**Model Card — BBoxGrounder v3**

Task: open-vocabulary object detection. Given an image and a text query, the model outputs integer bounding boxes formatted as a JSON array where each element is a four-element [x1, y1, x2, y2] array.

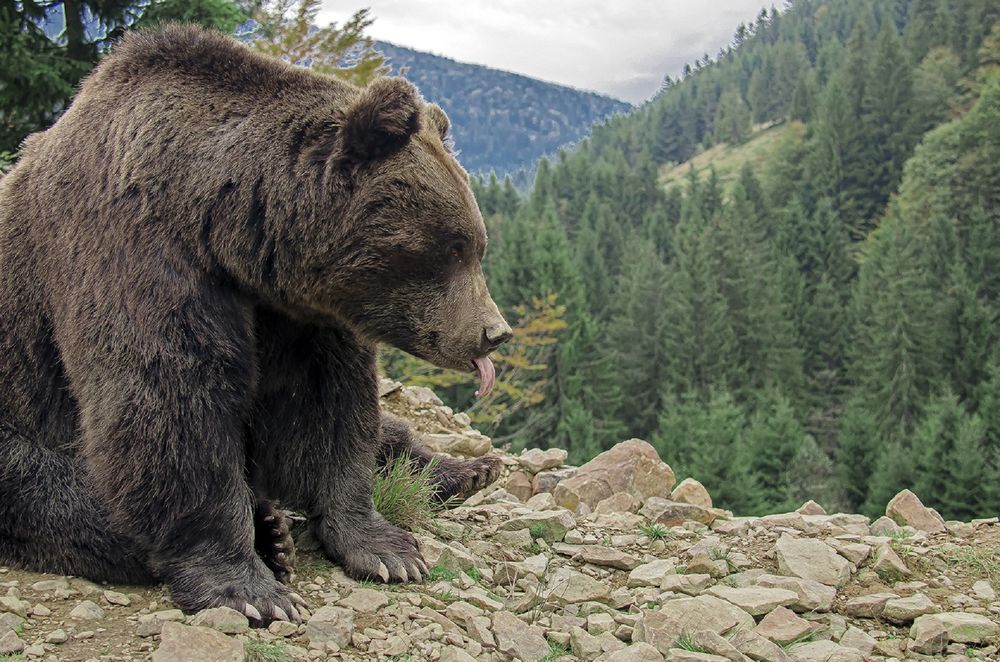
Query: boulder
[[670, 478, 713, 508], [553, 439, 675, 511], [909, 613, 998, 653], [594, 492, 642, 514], [774, 534, 852, 587], [505, 470, 534, 502], [885, 489, 946, 534], [151, 622, 244, 662]]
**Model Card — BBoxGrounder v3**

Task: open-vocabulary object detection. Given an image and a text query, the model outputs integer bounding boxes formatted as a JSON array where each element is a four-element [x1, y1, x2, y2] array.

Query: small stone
[[305, 605, 354, 647], [68, 600, 104, 620], [796, 500, 826, 515], [440, 646, 478, 662], [30, 604, 50, 617], [189, 606, 250, 634], [972, 580, 996, 601], [506, 471, 534, 502], [787, 640, 863, 662], [633, 595, 755, 653], [885, 489, 946, 533], [842, 592, 899, 619], [465, 615, 495, 648], [685, 552, 729, 578], [137, 609, 186, 637], [606, 642, 664, 662], [640, 497, 716, 527], [566, 544, 640, 570], [753, 574, 836, 613], [869, 515, 899, 536], [102, 589, 130, 606], [660, 573, 713, 595], [0, 596, 27, 618], [670, 478, 713, 508], [594, 492, 641, 514], [774, 534, 852, 587], [423, 431, 491, 457], [45, 629, 68, 644], [882, 593, 938, 624], [30, 579, 69, 592], [151, 621, 244, 662], [492, 610, 549, 662], [544, 567, 611, 605], [587, 612, 616, 635], [628, 560, 676, 588], [871, 543, 911, 581], [730, 630, 791, 662], [663, 649, 729, 661], [753, 605, 818, 645], [268, 620, 299, 637], [418, 536, 477, 572], [531, 467, 577, 495], [910, 612, 999, 653], [499, 509, 575, 542], [0, 630, 24, 655], [22, 643, 44, 658], [518, 448, 568, 473], [838, 626, 876, 656], [705, 586, 799, 616], [338, 587, 389, 613]]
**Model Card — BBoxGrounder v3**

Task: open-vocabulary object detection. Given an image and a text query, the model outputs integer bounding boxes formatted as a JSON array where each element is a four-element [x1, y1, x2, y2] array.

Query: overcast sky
[[318, 1, 772, 103]]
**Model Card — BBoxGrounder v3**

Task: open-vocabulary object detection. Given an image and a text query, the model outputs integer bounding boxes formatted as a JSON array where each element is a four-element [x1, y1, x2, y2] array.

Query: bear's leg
[[378, 413, 502, 502], [0, 423, 153, 583]]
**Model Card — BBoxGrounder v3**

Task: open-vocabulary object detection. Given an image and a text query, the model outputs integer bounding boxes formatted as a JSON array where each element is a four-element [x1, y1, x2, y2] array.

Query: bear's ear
[[425, 104, 450, 141], [339, 77, 422, 162]]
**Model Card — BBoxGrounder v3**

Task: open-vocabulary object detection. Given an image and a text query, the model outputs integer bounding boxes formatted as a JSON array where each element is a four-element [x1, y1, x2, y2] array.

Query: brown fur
[[0, 24, 509, 623]]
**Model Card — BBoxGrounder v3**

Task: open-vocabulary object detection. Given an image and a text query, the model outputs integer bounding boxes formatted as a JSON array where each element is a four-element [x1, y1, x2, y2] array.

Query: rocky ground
[[1, 381, 998, 662]]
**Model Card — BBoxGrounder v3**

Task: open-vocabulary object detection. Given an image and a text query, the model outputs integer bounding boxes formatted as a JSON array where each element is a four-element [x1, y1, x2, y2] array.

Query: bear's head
[[306, 77, 512, 394]]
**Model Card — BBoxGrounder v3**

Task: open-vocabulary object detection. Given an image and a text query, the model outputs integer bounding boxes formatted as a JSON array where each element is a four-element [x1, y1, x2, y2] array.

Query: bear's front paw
[[168, 559, 308, 627], [254, 499, 297, 585], [326, 515, 428, 584], [432, 454, 503, 503]]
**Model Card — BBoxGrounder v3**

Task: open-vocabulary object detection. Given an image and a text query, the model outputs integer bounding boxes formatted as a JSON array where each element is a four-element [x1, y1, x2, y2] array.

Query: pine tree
[[743, 390, 809, 514]]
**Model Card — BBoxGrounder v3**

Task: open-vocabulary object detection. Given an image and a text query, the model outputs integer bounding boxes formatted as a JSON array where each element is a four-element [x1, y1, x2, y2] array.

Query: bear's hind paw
[[254, 499, 298, 585]]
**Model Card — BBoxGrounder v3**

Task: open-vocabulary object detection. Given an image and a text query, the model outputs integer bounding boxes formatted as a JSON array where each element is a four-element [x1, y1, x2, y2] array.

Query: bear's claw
[[254, 499, 297, 585], [328, 514, 428, 584], [431, 454, 503, 503]]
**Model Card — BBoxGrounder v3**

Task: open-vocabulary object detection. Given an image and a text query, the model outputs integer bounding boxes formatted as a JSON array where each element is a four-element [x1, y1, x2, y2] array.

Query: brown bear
[[0, 24, 511, 624]]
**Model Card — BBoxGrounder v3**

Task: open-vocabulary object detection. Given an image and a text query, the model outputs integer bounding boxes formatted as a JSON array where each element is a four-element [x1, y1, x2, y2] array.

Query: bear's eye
[[447, 240, 465, 263]]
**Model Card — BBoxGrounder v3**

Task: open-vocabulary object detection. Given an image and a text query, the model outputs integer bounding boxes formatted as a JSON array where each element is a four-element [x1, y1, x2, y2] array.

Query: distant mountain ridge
[[374, 41, 631, 175]]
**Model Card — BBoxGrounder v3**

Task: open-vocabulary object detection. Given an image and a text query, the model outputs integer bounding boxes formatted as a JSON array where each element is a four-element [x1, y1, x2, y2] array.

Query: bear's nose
[[482, 322, 513, 352]]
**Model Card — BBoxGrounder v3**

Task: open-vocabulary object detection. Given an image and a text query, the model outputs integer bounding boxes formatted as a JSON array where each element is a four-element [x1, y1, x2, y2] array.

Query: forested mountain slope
[[386, 0, 1000, 522], [375, 41, 631, 175]]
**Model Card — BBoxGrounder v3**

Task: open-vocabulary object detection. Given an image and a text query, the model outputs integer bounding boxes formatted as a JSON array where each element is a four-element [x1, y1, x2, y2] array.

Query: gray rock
[[841, 592, 898, 619], [518, 448, 568, 473], [910, 612, 999, 653], [774, 535, 851, 587], [838, 627, 876, 656], [705, 586, 799, 616], [787, 640, 863, 662], [339, 587, 390, 613], [885, 489, 946, 534], [752, 574, 836, 612], [30, 579, 70, 592], [305, 605, 354, 647], [882, 593, 938, 624], [189, 606, 250, 634], [972, 579, 997, 601], [660, 573, 714, 595], [0, 613, 23, 635], [45, 629, 68, 644], [423, 431, 491, 457], [553, 439, 675, 511], [544, 567, 611, 605], [0, 630, 24, 655], [753, 606, 817, 645], [492, 610, 549, 662], [0, 596, 27, 618], [556, 544, 640, 570], [628, 560, 677, 587], [499, 509, 575, 542], [68, 600, 105, 620], [152, 621, 244, 662], [103, 589, 130, 606], [267, 620, 298, 637], [606, 642, 665, 662], [640, 497, 717, 527], [633, 595, 755, 653]]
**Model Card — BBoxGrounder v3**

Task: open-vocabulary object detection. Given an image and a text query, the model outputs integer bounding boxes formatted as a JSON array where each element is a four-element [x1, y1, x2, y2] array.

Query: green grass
[[245, 641, 289, 662], [781, 629, 822, 651], [0, 656, 27, 662], [540, 641, 571, 662], [674, 632, 709, 653], [373, 452, 439, 531], [466, 566, 482, 582], [945, 545, 999, 585], [659, 120, 805, 189], [426, 565, 459, 582], [529, 523, 546, 539], [638, 523, 670, 540], [295, 552, 334, 576]]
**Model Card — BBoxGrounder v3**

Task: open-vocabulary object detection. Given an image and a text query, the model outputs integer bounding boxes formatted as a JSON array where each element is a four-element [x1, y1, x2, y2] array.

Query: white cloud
[[317, 1, 771, 103]]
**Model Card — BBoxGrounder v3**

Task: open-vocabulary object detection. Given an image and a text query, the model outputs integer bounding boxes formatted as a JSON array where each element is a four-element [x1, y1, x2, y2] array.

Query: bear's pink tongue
[[472, 356, 495, 397]]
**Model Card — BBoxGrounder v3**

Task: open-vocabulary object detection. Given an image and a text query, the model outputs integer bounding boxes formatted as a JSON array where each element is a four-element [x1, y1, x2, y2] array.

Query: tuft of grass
[[674, 632, 708, 653], [638, 523, 670, 541], [945, 545, 1000, 585], [466, 566, 482, 582], [540, 641, 571, 662], [0, 656, 28, 662], [529, 523, 546, 540], [373, 452, 439, 531], [781, 629, 823, 650], [245, 641, 289, 662], [426, 565, 459, 582]]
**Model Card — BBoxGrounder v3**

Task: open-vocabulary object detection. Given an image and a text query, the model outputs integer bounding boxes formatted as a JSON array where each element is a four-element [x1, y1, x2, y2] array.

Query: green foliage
[[245, 641, 289, 662], [426, 565, 459, 582], [372, 453, 438, 531], [133, 0, 247, 31], [637, 523, 670, 540]]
